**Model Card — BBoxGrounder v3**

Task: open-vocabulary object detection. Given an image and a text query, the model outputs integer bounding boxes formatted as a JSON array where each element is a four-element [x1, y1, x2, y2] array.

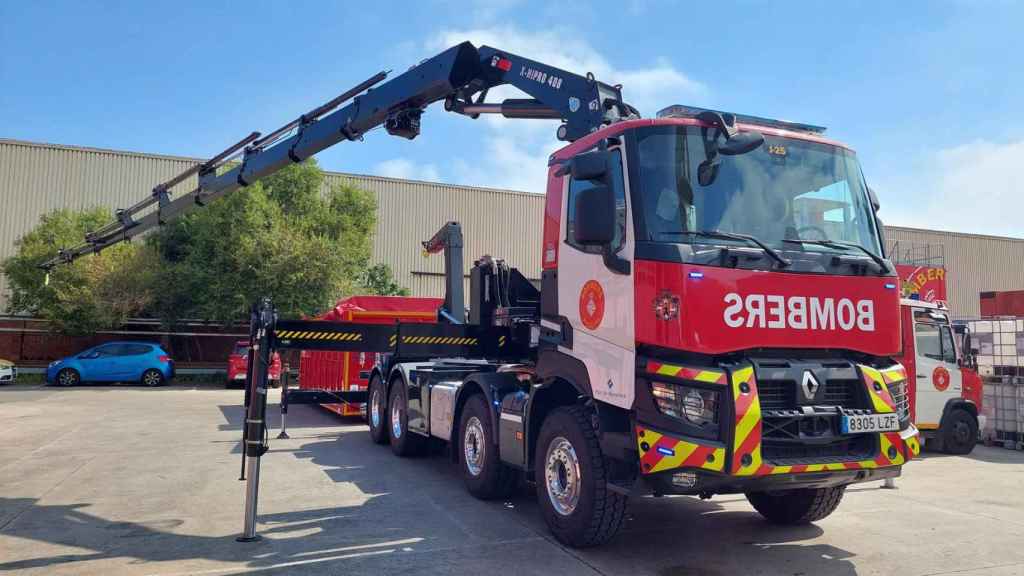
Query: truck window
[[940, 326, 957, 363], [565, 149, 626, 255], [915, 323, 942, 361]]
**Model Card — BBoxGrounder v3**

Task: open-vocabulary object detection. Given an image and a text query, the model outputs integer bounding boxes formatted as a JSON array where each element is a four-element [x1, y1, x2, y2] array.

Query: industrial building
[[2, 137, 1023, 318]]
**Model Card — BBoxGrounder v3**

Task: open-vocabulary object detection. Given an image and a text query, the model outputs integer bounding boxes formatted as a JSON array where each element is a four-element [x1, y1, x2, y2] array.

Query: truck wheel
[[941, 409, 978, 455], [56, 368, 80, 387], [388, 380, 424, 457], [746, 486, 846, 525], [367, 374, 389, 445], [459, 394, 516, 499], [534, 405, 627, 548]]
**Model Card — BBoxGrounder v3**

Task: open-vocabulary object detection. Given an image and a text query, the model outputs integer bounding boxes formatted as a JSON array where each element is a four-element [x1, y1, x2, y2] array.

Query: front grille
[[757, 380, 795, 409], [762, 434, 875, 463], [822, 379, 857, 406], [890, 381, 910, 421], [750, 358, 876, 464], [753, 359, 867, 411]]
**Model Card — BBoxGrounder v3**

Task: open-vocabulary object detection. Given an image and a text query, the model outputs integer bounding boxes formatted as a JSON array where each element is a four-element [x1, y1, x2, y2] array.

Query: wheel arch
[[941, 397, 979, 425], [451, 372, 520, 458]]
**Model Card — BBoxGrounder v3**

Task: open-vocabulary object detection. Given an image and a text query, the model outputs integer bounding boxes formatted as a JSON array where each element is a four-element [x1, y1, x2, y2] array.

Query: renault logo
[[801, 370, 820, 400]]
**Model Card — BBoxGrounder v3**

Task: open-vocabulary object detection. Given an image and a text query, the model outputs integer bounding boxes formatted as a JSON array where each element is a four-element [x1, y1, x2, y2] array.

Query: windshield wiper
[[782, 238, 890, 273], [678, 230, 791, 268]]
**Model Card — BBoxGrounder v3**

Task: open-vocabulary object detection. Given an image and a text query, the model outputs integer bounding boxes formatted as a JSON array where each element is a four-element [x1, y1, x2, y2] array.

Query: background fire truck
[[895, 299, 983, 454]]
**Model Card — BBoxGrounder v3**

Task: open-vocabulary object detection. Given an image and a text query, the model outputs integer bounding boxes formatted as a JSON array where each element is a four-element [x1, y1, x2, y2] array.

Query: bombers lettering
[[723, 293, 875, 332]]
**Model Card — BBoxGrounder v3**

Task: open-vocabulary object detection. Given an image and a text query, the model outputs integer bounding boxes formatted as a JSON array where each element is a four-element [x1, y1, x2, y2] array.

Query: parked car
[[47, 341, 174, 387], [0, 358, 16, 384], [227, 340, 281, 388]]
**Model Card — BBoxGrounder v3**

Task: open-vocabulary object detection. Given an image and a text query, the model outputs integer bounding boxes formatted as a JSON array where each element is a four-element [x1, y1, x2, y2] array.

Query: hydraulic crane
[[40, 42, 635, 269]]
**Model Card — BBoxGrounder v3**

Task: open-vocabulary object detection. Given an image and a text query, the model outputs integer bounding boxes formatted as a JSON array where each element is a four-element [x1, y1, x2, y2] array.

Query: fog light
[[672, 472, 698, 488]]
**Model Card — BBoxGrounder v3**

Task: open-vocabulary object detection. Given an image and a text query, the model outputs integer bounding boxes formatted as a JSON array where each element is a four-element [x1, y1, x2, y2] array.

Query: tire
[[746, 486, 846, 525], [534, 405, 627, 548], [367, 374, 389, 445], [459, 394, 516, 499], [141, 368, 165, 387], [388, 380, 425, 457], [56, 368, 80, 387], [941, 409, 978, 455]]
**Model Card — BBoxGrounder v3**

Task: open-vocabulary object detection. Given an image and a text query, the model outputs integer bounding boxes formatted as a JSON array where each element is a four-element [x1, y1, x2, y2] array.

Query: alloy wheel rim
[[391, 399, 403, 439], [59, 371, 76, 386], [144, 371, 160, 386], [371, 388, 381, 429], [463, 416, 486, 476], [545, 437, 581, 516]]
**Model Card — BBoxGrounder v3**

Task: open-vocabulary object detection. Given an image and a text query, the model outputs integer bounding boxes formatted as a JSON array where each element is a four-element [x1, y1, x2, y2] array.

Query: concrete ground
[[1, 384, 1023, 576]]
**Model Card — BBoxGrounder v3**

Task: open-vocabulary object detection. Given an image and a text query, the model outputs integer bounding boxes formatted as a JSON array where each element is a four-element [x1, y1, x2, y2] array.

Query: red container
[[298, 295, 442, 417], [981, 290, 1024, 317]]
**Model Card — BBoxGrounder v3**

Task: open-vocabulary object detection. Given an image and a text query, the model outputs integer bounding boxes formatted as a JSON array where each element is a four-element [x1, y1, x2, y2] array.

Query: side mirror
[[573, 185, 615, 246], [717, 131, 765, 156], [570, 151, 610, 181], [867, 186, 881, 212]]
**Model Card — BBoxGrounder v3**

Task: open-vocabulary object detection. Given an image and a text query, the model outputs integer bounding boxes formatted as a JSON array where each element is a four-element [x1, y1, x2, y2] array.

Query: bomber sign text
[[722, 293, 876, 332]]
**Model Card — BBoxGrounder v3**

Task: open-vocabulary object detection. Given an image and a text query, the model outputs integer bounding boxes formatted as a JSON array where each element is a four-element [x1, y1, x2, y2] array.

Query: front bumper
[[636, 359, 921, 492]]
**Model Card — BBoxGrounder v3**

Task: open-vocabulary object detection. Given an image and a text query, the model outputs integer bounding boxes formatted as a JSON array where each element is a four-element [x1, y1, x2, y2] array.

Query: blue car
[[47, 341, 175, 387]]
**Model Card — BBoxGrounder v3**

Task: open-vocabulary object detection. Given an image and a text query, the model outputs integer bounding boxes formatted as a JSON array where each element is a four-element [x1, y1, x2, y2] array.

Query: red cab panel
[[635, 261, 901, 357]]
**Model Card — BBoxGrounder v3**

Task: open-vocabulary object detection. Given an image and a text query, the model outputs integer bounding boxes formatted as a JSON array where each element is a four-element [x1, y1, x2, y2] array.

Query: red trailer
[[298, 295, 442, 417]]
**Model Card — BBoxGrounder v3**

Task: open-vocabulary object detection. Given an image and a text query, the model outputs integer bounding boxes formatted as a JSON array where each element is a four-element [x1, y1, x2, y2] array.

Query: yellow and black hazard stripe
[[276, 330, 363, 342], [400, 335, 478, 346]]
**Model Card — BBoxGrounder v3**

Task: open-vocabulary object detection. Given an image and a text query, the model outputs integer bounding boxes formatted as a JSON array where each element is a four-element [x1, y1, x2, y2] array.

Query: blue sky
[[2, 1, 1023, 236]]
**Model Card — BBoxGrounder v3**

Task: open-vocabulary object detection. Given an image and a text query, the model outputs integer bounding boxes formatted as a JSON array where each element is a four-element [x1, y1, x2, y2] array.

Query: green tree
[[2, 208, 153, 334], [360, 263, 411, 296], [151, 159, 380, 325]]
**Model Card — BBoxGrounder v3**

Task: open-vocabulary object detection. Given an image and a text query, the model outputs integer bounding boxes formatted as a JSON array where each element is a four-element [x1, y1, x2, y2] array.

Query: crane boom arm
[[41, 41, 636, 270]]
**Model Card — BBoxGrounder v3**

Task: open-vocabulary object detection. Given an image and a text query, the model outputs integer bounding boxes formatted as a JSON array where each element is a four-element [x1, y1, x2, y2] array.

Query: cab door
[[557, 147, 637, 409], [912, 315, 963, 427]]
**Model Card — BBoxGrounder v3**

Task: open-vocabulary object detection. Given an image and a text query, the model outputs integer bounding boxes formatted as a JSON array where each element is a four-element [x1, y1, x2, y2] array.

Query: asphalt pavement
[[1, 384, 1023, 575]]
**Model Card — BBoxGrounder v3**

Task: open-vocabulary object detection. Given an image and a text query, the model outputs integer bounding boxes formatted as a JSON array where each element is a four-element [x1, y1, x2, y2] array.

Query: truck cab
[[896, 299, 983, 453]]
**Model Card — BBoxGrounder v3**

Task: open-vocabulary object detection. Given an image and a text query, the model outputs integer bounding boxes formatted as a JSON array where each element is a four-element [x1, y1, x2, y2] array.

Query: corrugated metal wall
[[3, 139, 1023, 318], [885, 226, 1024, 318], [0, 139, 542, 309]]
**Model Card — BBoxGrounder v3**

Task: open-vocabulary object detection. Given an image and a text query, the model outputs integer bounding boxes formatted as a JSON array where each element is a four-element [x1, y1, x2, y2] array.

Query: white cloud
[[373, 158, 442, 183], [424, 26, 706, 192], [879, 139, 1024, 237]]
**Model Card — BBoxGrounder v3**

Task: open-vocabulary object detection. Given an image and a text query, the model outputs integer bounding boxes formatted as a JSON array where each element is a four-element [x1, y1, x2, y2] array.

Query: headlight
[[49, 360, 62, 368], [651, 382, 719, 428]]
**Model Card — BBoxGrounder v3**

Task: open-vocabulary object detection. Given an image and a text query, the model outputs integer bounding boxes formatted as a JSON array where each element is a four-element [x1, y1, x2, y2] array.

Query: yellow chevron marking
[[277, 331, 290, 338], [656, 364, 681, 376], [731, 366, 762, 476], [862, 367, 895, 414], [499, 335, 506, 347], [695, 371, 723, 384], [389, 335, 397, 347]]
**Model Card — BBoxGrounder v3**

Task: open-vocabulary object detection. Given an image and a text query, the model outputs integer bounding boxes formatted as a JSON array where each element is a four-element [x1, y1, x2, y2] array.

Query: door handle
[[916, 375, 927, 379]]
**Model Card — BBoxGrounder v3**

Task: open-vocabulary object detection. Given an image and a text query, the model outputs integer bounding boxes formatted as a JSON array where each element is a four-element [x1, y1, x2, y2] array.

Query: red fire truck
[[44, 41, 922, 547], [895, 299, 983, 454]]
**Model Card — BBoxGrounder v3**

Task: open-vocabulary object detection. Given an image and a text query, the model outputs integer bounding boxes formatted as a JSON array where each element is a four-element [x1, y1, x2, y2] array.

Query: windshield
[[634, 126, 881, 254]]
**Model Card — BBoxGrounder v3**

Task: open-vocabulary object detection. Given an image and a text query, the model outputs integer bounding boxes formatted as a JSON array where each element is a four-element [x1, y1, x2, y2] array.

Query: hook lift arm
[[39, 41, 636, 270]]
